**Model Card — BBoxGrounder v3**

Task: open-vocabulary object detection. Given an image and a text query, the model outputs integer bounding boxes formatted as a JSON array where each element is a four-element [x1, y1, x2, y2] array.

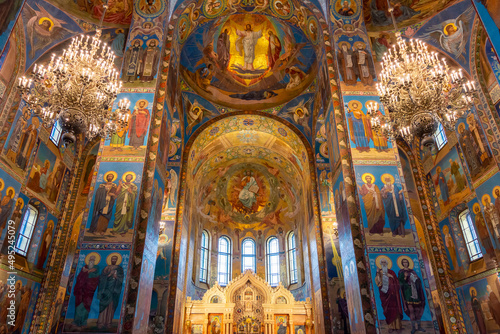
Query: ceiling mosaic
[[187, 114, 311, 228], [179, 13, 318, 110], [359, 0, 458, 32]]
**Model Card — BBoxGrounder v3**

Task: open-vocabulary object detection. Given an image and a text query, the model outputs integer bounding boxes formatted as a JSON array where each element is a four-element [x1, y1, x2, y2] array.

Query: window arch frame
[[433, 122, 447, 151], [15, 204, 39, 256], [266, 236, 280, 286], [49, 120, 63, 146], [241, 237, 256, 273], [217, 235, 232, 286], [199, 229, 210, 283], [287, 231, 298, 285], [459, 209, 483, 261]]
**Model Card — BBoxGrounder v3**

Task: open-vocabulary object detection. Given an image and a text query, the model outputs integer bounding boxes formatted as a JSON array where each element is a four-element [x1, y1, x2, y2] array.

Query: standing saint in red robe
[[128, 100, 151, 149], [375, 257, 403, 331], [267, 31, 281, 68]]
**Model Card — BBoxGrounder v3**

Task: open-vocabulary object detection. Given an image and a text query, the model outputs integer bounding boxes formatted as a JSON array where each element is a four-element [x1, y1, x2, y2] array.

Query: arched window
[[287, 232, 298, 284], [266, 237, 280, 286], [218, 236, 231, 286], [50, 120, 63, 145], [15, 204, 38, 256], [241, 238, 256, 272], [199, 230, 210, 283], [459, 209, 483, 261]]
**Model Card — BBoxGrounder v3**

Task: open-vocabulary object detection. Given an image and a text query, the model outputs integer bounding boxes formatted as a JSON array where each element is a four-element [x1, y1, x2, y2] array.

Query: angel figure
[[130, 19, 164, 41], [421, 6, 475, 61], [183, 96, 214, 134], [23, 3, 74, 59], [332, 16, 364, 40], [283, 97, 313, 135]]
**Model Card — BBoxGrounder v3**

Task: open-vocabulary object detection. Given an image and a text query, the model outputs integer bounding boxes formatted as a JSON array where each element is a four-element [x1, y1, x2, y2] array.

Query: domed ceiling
[[179, 13, 319, 110], [359, 0, 458, 32], [187, 115, 310, 229]]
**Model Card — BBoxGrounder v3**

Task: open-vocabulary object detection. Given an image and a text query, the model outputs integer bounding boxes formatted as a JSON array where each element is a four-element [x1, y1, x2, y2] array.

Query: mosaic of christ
[[179, 14, 318, 110], [227, 169, 269, 215]]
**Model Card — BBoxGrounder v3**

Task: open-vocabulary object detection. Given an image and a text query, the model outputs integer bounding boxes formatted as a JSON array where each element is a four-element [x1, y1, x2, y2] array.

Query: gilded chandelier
[[17, 28, 128, 144], [370, 7, 476, 144]]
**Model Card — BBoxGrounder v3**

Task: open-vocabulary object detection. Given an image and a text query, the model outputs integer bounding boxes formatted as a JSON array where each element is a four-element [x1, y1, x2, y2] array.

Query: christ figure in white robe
[[236, 24, 262, 71]]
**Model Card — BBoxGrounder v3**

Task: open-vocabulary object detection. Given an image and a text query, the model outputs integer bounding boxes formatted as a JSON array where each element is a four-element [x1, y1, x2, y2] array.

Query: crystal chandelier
[[370, 8, 476, 144], [17, 26, 129, 144]]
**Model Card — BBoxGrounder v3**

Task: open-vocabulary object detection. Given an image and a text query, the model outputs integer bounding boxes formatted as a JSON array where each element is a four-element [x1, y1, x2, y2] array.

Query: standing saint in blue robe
[[436, 166, 449, 206], [347, 102, 371, 152], [381, 176, 407, 237]]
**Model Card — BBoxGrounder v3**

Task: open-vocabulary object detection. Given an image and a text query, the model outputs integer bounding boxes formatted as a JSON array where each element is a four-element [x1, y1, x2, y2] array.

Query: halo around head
[[338, 41, 351, 50], [444, 22, 457, 35], [493, 186, 500, 198], [6, 187, 15, 196], [436, 166, 442, 173], [104, 171, 118, 182], [122, 171, 137, 182], [39, 17, 54, 31], [354, 41, 366, 49], [469, 286, 477, 296], [107, 252, 123, 265], [361, 173, 375, 183], [348, 100, 362, 111], [442, 225, 449, 233], [85, 252, 101, 265], [397, 255, 414, 269], [375, 255, 392, 269], [381, 173, 395, 184], [17, 198, 24, 209], [482, 194, 492, 206], [0, 178, 5, 191], [136, 99, 149, 108], [473, 203, 481, 214]]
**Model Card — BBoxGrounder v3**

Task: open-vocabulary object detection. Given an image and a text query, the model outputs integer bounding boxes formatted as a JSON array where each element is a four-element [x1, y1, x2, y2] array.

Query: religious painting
[[0, 270, 40, 334], [33, 216, 56, 270], [135, 0, 165, 18], [27, 141, 67, 206], [368, 253, 433, 332], [0, 168, 21, 248], [354, 165, 414, 246], [155, 220, 174, 279], [48, 0, 133, 26], [369, 31, 396, 72], [476, 172, 500, 239], [79, 144, 99, 199], [294, 325, 305, 334], [336, 39, 377, 90], [162, 166, 179, 220], [22, 0, 79, 64], [64, 249, 129, 333], [208, 314, 223, 334], [456, 273, 500, 334], [270, 0, 293, 19], [102, 93, 154, 157], [417, 2, 475, 70], [208, 162, 288, 227], [26, 207, 51, 264], [318, 167, 334, 215], [182, 92, 220, 137], [0, 192, 26, 254], [50, 286, 67, 334], [202, 0, 225, 18], [439, 218, 462, 275], [62, 212, 84, 281], [2, 105, 41, 178], [84, 162, 143, 243], [179, 14, 318, 110], [0, 0, 23, 56], [122, 36, 161, 88], [275, 315, 288, 333], [428, 147, 470, 218], [469, 197, 499, 261], [281, 93, 314, 138], [342, 96, 394, 160], [326, 102, 340, 168], [334, 0, 358, 17], [455, 112, 495, 183], [365, 0, 455, 32]]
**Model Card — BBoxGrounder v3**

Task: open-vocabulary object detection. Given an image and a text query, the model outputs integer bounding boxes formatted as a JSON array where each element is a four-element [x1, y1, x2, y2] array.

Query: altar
[[184, 271, 313, 334]]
